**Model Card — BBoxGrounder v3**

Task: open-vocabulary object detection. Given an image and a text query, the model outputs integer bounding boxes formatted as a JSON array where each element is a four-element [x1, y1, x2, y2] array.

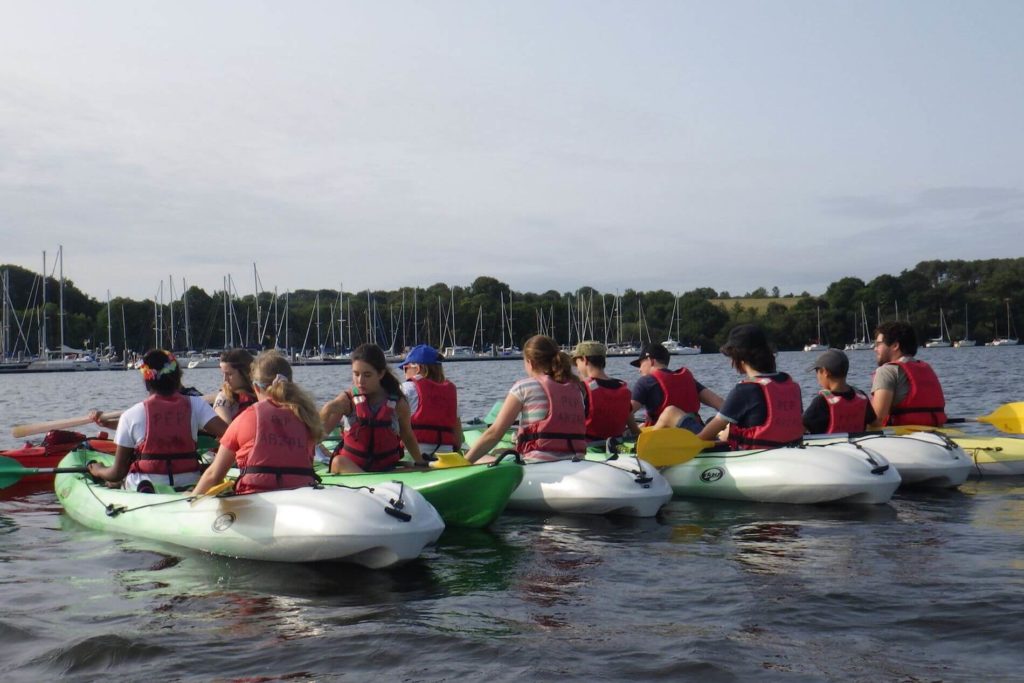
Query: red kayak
[[1, 430, 116, 481]]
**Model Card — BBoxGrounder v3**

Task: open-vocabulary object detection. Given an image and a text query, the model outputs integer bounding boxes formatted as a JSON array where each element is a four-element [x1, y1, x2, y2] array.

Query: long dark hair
[[139, 349, 182, 395], [350, 343, 402, 396], [219, 348, 255, 404]]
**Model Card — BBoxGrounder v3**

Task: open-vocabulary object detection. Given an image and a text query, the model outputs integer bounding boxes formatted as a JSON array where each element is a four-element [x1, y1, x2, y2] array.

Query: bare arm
[[453, 417, 465, 451], [699, 387, 724, 411], [696, 415, 729, 443], [464, 394, 523, 463], [320, 392, 352, 435], [626, 413, 641, 437], [87, 444, 135, 483], [870, 390, 894, 428], [192, 444, 237, 495], [203, 416, 228, 440], [395, 398, 425, 465]]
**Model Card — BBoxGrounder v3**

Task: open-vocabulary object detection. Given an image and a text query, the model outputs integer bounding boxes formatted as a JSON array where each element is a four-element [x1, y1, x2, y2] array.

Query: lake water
[[1, 347, 1023, 681]]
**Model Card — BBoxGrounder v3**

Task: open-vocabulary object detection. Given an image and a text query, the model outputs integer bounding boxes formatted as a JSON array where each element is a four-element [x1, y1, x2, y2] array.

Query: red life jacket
[[409, 377, 459, 448], [583, 378, 632, 440], [821, 389, 870, 434], [727, 376, 804, 450], [336, 391, 403, 471], [131, 393, 200, 480], [646, 367, 700, 425], [235, 392, 258, 415], [884, 359, 947, 426], [516, 376, 587, 456], [235, 401, 316, 495]]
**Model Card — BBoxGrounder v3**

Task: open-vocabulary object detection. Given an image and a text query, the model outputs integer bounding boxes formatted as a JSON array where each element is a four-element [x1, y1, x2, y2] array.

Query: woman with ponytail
[[194, 350, 323, 495], [465, 335, 586, 463], [88, 349, 227, 491], [213, 348, 257, 424], [321, 343, 428, 473]]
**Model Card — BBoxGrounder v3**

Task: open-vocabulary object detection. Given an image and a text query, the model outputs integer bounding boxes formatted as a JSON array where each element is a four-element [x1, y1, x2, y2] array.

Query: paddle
[[11, 412, 124, 439], [0, 455, 89, 489], [188, 480, 235, 505], [430, 452, 472, 468], [11, 392, 219, 439], [636, 428, 717, 467], [890, 402, 1024, 435]]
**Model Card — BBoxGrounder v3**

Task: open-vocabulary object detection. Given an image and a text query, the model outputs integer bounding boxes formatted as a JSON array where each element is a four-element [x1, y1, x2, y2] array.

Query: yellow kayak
[[952, 436, 1024, 476]]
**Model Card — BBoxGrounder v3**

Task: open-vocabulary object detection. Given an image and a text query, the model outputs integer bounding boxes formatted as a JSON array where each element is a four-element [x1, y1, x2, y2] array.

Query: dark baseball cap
[[630, 342, 670, 367], [812, 348, 849, 376]]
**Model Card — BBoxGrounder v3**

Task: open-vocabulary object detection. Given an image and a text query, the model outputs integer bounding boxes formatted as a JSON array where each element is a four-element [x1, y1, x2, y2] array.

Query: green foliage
[[3, 258, 1024, 354]]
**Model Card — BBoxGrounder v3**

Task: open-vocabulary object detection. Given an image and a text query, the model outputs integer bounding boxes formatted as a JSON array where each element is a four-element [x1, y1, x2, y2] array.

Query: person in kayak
[[802, 348, 876, 434], [692, 324, 804, 449], [213, 348, 257, 424], [870, 320, 947, 427], [193, 351, 321, 496], [630, 342, 723, 432], [87, 349, 227, 491], [465, 334, 586, 463], [321, 343, 428, 473], [399, 344, 464, 457], [571, 340, 640, 445]]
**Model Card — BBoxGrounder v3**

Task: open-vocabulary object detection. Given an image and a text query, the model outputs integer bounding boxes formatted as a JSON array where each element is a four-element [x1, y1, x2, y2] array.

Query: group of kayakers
[[83, 318, 947, 497]]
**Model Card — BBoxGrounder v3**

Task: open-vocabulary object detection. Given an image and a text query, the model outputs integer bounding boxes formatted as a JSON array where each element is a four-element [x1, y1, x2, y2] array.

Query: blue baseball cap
[[399, 344, 442, 368]]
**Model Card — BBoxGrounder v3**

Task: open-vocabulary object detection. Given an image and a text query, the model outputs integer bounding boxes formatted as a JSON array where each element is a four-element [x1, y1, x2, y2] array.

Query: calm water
[[1, 348, 1023, 681]]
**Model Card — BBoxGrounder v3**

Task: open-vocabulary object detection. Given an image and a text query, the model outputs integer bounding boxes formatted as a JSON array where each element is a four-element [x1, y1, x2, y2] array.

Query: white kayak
[[819, 431, 971, 488], [503, 456, 672, 517], [660, 442, 901, 504], [55, 451, 445, 568]]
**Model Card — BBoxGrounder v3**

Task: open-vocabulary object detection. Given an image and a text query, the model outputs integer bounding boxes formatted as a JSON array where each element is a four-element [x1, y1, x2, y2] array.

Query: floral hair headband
[[139, 351, 178, 381]]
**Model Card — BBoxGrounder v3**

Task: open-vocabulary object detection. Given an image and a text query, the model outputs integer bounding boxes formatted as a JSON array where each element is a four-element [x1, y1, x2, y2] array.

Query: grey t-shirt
[[870, 356, 912, 405]]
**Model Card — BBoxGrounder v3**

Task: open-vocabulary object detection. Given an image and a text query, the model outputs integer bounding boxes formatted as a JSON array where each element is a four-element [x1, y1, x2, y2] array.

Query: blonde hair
[[251, 351, 324, 441], [524, 335, 578, 384]]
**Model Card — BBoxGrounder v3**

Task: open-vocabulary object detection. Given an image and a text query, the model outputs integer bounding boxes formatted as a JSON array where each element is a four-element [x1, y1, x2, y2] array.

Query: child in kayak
[[571, 340, 640, 445], [213, 348, 257, 424], [321, 343, 428, 473], [193, 350, 321, 496], [693, 324, 804, 449], [465, 334, 586, 463], [87, 349, 227, 491], [802, 348, 876, 434], [399, 344, 464, 457]]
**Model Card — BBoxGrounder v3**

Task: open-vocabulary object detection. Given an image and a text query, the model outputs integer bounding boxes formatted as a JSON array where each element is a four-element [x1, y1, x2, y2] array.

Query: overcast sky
[[2, 1, 1022, 302]]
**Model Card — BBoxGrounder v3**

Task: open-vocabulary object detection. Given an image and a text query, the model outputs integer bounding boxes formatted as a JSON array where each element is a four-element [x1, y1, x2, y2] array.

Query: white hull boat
[[809, 431, 971, 488], [55, 452, 444, 567], [660, 443, 901, 504], [506, 456, 672, 517]]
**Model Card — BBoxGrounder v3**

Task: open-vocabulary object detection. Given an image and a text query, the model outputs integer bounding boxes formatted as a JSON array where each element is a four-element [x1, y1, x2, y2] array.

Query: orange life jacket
[[727, 376, 804, 450], [131, 393, 200, 482], [583, 378, 632, 440], [235, 401, 316, 495], [516, 376, 587, 456], [409, 377, 459, 448]]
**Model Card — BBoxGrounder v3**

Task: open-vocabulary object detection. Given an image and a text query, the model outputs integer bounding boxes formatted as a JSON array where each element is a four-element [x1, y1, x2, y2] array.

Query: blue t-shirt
[[717, 373, 796, 428], [631, 372, 707, 419]]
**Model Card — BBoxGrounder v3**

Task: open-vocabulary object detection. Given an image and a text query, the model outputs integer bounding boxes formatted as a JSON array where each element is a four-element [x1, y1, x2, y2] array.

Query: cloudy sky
[[2, 1, 1022, 301]]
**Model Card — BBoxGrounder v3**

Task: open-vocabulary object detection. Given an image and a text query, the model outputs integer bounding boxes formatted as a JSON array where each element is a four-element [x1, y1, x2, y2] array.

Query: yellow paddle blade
[[891, 425, 967, 436], [976, 402, 1024, 434], [430, 452, 472, 469], [189, 480, 235, 506], [636, 429, 716, 467]]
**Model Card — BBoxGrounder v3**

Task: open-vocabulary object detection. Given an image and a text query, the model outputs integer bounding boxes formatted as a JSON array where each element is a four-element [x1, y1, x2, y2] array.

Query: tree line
[[2, 257, 1022, 358]]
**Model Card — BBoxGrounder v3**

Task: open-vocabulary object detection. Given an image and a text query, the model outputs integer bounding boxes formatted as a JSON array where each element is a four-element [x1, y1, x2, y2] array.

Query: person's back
[[572, 341, 636, 442], [630, 342, 722, 431], [870, 321, 946, 427], [233, 399, 316, 495], [803, 349, 875, 434], [400, 345, 463, 455]]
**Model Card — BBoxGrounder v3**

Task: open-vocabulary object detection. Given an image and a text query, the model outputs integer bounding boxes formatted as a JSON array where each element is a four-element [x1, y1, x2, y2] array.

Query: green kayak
[[316, 461, 523, 529]]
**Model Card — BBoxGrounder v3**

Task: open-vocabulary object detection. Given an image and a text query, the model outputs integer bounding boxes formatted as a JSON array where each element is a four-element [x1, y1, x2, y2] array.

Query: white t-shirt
[[114, 395, 218, 449]]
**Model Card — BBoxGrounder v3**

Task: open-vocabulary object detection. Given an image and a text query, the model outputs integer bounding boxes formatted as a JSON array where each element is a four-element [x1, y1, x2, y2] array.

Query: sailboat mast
[[182, 278, 191, 351], [57, 245, 65, 352], [40, 250, 47, 356]]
